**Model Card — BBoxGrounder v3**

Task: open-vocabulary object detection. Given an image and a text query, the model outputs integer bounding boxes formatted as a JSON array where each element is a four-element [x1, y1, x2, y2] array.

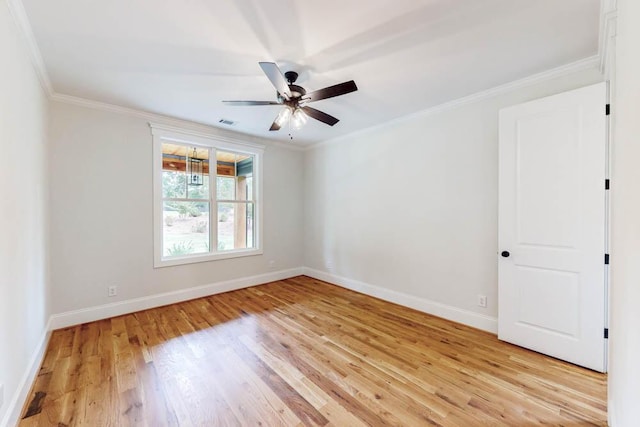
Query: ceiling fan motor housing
[[288, 84, 306, 99], [284, 71, 299, 84]]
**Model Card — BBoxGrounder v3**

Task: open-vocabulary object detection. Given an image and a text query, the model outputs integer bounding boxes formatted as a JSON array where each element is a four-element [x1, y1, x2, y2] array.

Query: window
[[151, 124, 263, 267]]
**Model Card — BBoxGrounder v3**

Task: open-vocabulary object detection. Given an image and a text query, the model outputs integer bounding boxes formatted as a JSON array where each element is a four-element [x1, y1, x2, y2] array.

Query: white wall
[[609, 0, 640, 425], [304, 68, 602, 328], [0, 1, 50, 424], [48, 102, 304, 315]]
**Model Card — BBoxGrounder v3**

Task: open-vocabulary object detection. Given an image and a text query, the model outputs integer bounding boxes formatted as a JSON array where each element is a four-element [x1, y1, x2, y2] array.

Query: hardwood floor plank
[[18, 276, 607, 426]]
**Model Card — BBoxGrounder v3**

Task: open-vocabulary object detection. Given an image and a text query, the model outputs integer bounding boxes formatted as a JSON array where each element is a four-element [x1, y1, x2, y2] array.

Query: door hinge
[[605, 179, 610, 190], [604, 328, 609, 339], [606, 104, 610, 115], [605, 254, 610, 265]]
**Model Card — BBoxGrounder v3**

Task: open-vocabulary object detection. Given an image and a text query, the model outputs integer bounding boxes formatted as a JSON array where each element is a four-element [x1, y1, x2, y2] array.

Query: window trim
[[150, 123, 264, 268]]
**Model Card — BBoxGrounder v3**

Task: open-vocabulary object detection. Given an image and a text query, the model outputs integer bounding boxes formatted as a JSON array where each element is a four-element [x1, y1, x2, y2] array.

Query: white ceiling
[[22, 0, 600, 145]]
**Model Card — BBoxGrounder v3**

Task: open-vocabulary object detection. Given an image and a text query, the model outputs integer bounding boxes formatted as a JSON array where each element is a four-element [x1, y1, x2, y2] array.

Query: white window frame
[[150, 123, 264, 268]]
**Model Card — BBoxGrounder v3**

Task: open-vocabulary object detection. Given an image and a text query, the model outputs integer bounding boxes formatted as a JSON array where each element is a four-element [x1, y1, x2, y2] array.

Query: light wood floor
[[19, 276, 607, 426]]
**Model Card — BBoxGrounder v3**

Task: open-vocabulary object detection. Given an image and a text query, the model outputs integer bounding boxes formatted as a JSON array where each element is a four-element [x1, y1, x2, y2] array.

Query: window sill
[[154, 248, 263, 268]]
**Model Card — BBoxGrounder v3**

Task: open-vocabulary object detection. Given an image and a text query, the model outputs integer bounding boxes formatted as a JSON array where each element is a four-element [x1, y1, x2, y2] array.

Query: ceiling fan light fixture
[[292, 108, 308, 129], [275, 107, 292, 126]]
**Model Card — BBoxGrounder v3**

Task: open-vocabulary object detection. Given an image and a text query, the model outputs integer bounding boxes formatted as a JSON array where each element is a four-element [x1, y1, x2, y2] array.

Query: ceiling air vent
[[218, 118, 235, 126]]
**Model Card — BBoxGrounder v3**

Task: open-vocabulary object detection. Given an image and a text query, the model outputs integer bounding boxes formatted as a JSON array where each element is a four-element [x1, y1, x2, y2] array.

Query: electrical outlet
[[478, 295, 487, 308], [108, 286, 117, 297], [269, 260, 275, 270], [0, 383, 4, 408]]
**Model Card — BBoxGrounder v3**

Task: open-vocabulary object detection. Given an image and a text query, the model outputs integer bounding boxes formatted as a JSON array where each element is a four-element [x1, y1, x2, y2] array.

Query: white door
[[498, 82, 607, 372]]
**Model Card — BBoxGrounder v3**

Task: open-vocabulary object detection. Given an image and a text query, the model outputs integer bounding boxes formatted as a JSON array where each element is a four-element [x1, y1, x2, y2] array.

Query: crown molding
[[5, 0, 52, 96], [308, 55, 600, 151]]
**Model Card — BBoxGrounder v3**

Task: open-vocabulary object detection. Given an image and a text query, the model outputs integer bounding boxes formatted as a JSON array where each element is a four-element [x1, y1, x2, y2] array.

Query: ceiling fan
[[223, 62, 358, 132]]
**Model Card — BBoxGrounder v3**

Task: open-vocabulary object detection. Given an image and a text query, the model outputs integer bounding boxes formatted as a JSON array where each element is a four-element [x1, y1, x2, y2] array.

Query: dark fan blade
[[259, 62, 292, 99], [301, 106, 339, 126], [269, 118, 281, 131], [306, 80, 357, 102], [222, 101, 281, 106]]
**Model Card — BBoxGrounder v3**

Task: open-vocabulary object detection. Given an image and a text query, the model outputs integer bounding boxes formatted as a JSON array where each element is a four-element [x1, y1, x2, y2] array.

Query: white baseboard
[[49, 268, 304, 330], [1, 318, 52, 427], [302, 267, 498, 334]]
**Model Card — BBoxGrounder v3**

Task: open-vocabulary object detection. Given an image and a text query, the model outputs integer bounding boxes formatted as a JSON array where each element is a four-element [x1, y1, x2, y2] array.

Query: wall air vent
[[218, 118, 235, 126]]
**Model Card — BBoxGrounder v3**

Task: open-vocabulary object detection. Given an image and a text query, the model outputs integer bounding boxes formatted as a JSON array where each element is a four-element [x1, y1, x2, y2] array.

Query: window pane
[[236, 156, 253, 178], [216, 150, 237, 177], [162, 143, 189, 199], [246, 176, 253, 201], [217, 202, 234, 251], [217, 202, 254, 251], [235, 175, 252, 202], [216, 150, 254, 202], [162, 170, 186, 199], [186, 174, 210, 200], [217, 176, 235, 200], [163, 143, 210, 200], [246, 202, 254, 248], [163, 201, 209, 257]]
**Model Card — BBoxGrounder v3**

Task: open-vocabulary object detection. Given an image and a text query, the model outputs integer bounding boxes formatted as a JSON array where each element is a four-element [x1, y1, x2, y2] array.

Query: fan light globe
[[292, 108, 308, 129], [275, 107, 292, 126]]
